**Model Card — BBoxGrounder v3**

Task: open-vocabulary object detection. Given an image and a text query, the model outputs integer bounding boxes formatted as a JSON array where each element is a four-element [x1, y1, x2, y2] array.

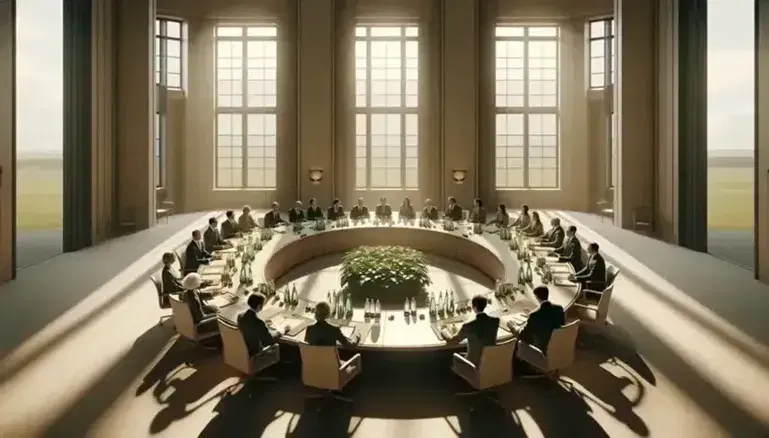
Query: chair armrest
[[251, 343, 280, 373], [340, 353, 362, 372], [452, 352, 477, 370]]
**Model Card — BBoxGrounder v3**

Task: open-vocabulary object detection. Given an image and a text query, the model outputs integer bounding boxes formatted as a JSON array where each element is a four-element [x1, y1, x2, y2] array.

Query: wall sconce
[[308, 168, 324, 185], [452, 169, 468, 184]]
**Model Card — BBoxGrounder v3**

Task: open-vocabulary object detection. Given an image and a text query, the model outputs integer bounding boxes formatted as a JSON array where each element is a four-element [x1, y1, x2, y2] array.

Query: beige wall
[[0, 0, 14, 282], [156, 0, 613, 213]]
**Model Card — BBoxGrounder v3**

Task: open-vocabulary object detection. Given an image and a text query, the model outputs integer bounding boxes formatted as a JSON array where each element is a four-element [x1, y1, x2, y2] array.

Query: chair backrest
[[218, 319, 251, 374], [150, 274, 168, 309], [298, 343, 341, 390], [594, 284, 614, 324], [606, 263, 620, 286], [545, 320, 580, 370], [175, 249, 186, 271], [170, 295, 197, 340], [477, 340, 516, 389]]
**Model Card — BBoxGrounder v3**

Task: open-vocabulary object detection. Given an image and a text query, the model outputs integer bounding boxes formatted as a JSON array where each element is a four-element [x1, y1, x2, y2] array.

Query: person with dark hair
[[444, 294, 500, 365], [350, 198, 370, 220], [469, 198, 487, 224], [490, 203, 510, 227], [288, 200, 306, 223], [540, 217, 565, 248], [304, 301, 360, 347], [551, 225, 583, 271], [327, 198, 345, 220], [444, 196, 463, 221], [264, 201, 287, 228], [569, 242, 607, 292], [306, 198, 324, 220], [399, 197, 416, 220], [510, 286, 565, 352], [204, 216, 232, 252], [238, 205, 258, 232], [520, 211, 545, 237], [238, 293, 288, 356], [184, 229, 212, 274], [510, 204, 531, 229], [160, 253, 185, 307], [221, 210, 240, 239], [375, 196, 392, 219]]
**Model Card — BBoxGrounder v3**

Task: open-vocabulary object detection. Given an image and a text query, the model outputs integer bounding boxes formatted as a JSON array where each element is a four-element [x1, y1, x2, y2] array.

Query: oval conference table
[[197, 213, 582, 352]]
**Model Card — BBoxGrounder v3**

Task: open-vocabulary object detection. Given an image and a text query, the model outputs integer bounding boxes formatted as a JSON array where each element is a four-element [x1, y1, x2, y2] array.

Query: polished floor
[[0, 211, 767, 437]]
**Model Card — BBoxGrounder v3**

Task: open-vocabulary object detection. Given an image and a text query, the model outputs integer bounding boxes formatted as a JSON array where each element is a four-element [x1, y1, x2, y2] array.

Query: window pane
[[217, 26, 243, 37], [528, 27, 558, 37], [247, 26, 277, 37], [590, 21, 605, 39], [528, 114, 558, 188], [166, 20, 181, 38], [495, 114, 525, 189], [355, 25, 419, 190], [495, 26, 524, 37]]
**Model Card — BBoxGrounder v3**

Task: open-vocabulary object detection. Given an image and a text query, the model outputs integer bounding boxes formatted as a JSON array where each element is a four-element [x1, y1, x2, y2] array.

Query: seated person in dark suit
[[306, 197, 324, 220], [399, 197, 416, 220], [520, 211, 545, 237], [181, 273, 219, 335], [510, 204, 531, 229], [220, 210, 241, 239], [349, 198, 369, 220], [264, 201, 287, 228], [305, 301, 360, 347], [422, 198, 439, 220], [569, 242, 607, 291], [445, 294, 500, 365], [444, 196, 463, 221], [469, 198, 487, 223], [288, 200, 306, 223], [238, 293, 288, 356], [327, 198, 345, 220], [512, 286, 565, 352], [490, 203, 510, 227], [539, 217, 565, 248], [161, 252, 185, 299], [375, 196, 392, 219], [551, 225, 584, 272], [184, 230, 212, 274], [204, 217, 232, 252], [238, 205, 258, 233]]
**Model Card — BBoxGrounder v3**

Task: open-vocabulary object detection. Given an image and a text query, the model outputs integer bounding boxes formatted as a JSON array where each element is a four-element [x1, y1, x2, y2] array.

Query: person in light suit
[[510, 204, 531, 229], [238, 205, 258, 233], [539, 217, 565, 248]]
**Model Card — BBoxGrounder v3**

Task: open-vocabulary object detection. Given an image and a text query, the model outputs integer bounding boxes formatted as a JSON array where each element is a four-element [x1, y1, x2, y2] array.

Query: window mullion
[[241, 38, 249, 188], [366, 39, 372, 190], [523, 37, 530, 188], [401, 39, 407, 188]]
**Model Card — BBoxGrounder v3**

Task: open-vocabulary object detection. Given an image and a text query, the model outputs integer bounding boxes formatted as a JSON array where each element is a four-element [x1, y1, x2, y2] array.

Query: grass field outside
[[16, 157, 63, 230], [707, 165, 754, 230]]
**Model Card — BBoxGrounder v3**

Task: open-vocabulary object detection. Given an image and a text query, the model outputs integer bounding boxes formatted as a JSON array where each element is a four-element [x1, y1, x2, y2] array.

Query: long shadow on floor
[[197, 352, 612, 438], [0, 213, 208, 385]]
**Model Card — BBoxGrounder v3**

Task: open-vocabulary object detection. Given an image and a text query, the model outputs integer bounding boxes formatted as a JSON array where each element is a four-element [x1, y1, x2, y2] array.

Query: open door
[[0, 0, 16, 282]]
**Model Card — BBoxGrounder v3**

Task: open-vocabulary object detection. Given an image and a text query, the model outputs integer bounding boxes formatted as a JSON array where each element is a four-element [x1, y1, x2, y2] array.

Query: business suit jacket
[[375, 204, 392, 218], [399, 204, 416, 219], [238, 309, 278, 356], [422, 206, 439, 220], [542, 225, 565, 248], [238, 213, 258, 233], [555, 236, 584, 271], [288, 208, 306, 223], [327, 205, 345, 220], [220, 219, 240, 239], [575, 252, 607, 285], [264, 210, 285, 228], [445, 204, 463, 221], [469, 207, 487, 224], [184, 240, 212, 273], [203, 226, 228, 252], [307, 206, 324, 220], [161, 265, 185, 297], [349, 205, 369, 220], [453, 313, 500, 365], [183, 289, 215, 324], [304, 320, 354, 347], [519, 301, 565, 352]]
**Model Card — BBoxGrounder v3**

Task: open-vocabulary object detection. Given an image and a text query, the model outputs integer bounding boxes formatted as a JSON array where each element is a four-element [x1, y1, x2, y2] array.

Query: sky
[[14, 0, 756, 157]]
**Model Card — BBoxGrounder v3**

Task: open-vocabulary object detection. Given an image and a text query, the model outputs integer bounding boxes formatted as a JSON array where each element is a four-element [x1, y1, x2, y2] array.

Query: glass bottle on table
[[375, 299, 381, 315], [364, 298, 371, 315], [410, 297, 416, 315], [404, 298, 410, 313]]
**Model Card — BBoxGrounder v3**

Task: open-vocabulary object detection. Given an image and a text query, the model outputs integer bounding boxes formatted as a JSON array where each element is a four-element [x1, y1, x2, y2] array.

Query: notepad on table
[[199, 265, 225, 276]]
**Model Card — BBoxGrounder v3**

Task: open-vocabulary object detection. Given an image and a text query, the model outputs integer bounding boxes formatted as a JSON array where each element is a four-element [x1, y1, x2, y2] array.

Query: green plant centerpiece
[[340, 245, 432, 306]]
